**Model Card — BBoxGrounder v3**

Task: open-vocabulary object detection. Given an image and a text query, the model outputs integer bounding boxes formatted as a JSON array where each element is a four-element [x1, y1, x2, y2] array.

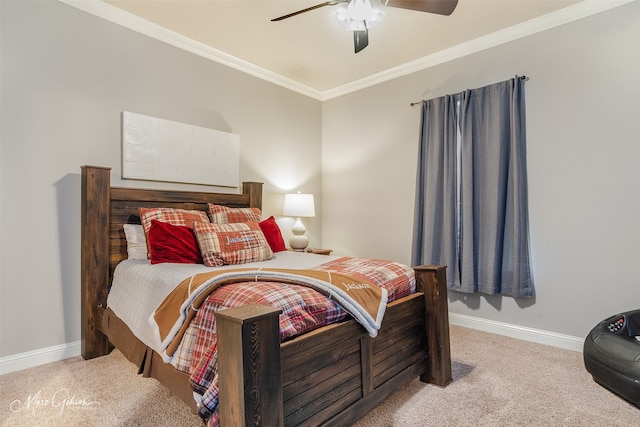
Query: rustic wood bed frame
[[80, 165, 452, 426]]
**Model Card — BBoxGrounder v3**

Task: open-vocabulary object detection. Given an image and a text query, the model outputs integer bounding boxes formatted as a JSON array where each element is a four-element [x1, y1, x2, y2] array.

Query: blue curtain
[[411, 95, 460, 288], [412, 77, 534, 297]]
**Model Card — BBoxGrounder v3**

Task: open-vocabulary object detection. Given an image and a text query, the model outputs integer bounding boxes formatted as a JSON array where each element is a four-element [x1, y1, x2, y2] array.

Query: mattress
[[107, 251, 339, 354]]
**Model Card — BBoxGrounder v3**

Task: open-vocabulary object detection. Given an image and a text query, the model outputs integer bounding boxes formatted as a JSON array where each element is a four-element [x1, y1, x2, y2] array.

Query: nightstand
[[306, 248, 332, 255]]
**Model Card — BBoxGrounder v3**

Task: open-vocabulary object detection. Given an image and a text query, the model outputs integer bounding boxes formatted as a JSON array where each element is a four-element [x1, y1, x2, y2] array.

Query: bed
[[80, 165, 452, 426]]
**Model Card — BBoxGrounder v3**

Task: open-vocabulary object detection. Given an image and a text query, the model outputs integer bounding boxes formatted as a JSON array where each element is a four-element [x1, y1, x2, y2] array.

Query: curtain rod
[[410, 75, 529, 107]]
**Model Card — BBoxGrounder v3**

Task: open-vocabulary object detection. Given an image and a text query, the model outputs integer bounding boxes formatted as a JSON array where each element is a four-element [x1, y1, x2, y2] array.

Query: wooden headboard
[[80, 165, 263, 359]]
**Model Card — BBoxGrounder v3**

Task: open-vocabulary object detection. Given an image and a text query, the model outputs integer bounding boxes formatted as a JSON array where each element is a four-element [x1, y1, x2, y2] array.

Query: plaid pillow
[[139, 207, 209, 237], [193, 221, 274, 267], [208, 204, 261, 224]]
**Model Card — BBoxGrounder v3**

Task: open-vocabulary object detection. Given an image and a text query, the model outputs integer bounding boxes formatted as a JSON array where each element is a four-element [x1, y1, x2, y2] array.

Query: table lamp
[[282, 192, 315, 251]]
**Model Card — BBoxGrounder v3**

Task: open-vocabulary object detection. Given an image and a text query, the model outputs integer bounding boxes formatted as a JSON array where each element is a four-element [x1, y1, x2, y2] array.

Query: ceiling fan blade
[[271, 0, 348, 21], [354, 28, 369, 53], [388, 0, 458, 16]]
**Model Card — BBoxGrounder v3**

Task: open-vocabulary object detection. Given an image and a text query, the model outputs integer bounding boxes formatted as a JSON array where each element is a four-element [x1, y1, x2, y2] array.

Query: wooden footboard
[[215, 266, 451, 426], [81, 165, 451, 426]]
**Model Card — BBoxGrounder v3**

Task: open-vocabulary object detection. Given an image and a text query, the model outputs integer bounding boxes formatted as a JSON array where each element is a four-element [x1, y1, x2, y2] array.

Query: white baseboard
[[449, 313, 585, 352], [0, 341, 81, 375], [0, 314, 585, 375]]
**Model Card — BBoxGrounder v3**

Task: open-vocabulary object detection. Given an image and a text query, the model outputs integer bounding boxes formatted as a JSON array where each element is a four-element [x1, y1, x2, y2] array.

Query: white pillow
[[123, 224, 148, 259]]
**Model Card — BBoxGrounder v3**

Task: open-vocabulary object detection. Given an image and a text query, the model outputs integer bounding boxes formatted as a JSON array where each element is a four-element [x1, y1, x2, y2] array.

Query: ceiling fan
[[271, 0, 458, 53]]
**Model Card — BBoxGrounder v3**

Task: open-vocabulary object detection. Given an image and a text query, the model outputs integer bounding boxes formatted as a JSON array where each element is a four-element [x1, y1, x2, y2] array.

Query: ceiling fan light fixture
[[331, 0, 385, 31], [272, 0, 457, 54]]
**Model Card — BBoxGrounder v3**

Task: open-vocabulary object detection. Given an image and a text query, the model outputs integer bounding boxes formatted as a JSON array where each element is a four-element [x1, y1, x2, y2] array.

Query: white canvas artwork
[[122, 111, 240, 187]]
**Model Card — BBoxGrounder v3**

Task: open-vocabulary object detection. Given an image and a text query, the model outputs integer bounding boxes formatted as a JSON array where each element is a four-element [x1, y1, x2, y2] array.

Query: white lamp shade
[[282, 193, 315, 218]]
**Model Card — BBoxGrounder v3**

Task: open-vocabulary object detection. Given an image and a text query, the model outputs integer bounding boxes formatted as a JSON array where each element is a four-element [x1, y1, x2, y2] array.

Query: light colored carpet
[[0, 347, 201, 427], [1, 326, 639, 426], [353, 326, 640, 427]]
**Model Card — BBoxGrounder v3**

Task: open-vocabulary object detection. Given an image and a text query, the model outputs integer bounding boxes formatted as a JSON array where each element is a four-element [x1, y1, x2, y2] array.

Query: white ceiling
[[63, 0, 631, 99]]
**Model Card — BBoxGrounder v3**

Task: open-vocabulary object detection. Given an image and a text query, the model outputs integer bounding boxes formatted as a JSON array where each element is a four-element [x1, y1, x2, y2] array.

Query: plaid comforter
[[170, 256, 415, 426]]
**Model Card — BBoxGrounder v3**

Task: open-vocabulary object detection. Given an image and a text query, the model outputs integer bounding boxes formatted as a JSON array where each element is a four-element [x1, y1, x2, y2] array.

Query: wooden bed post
[[242, 182, 263, 210], [414, 265, 452, 386], [81, 165, 112, 359], [216, 304, 284, 427]]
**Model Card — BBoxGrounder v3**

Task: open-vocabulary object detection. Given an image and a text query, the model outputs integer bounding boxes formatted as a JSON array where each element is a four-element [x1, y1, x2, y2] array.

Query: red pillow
[[147, 220, 203, 264], [259, 216, 286, 252]]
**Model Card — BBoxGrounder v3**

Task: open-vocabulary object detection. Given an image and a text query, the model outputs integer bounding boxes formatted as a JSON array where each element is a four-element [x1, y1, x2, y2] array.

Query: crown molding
[[59, 0, 634, 102], [322, 0, 637, 100]]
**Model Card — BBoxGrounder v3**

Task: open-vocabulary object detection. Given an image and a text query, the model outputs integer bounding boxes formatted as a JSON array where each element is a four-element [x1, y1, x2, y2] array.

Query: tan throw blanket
[[150, 268, 388, 361]]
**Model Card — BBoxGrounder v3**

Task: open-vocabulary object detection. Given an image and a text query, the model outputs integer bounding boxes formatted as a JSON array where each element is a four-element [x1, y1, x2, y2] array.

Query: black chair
[[584, 309, 640, 408]]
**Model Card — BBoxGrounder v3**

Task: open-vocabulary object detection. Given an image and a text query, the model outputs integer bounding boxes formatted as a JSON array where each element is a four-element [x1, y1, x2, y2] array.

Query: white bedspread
[[107, 251, 338, 355]]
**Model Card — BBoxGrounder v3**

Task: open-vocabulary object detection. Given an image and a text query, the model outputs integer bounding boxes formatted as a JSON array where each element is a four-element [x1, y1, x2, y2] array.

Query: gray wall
[[322, 1, 640, 339], [0, 0, 322, 357], [1, 0, 639, 361]]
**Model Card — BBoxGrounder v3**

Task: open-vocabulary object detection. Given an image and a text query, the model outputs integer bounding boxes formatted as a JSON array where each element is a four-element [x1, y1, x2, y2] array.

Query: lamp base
[[289, 235, 309, 251], [289, 217, 309, 251]]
